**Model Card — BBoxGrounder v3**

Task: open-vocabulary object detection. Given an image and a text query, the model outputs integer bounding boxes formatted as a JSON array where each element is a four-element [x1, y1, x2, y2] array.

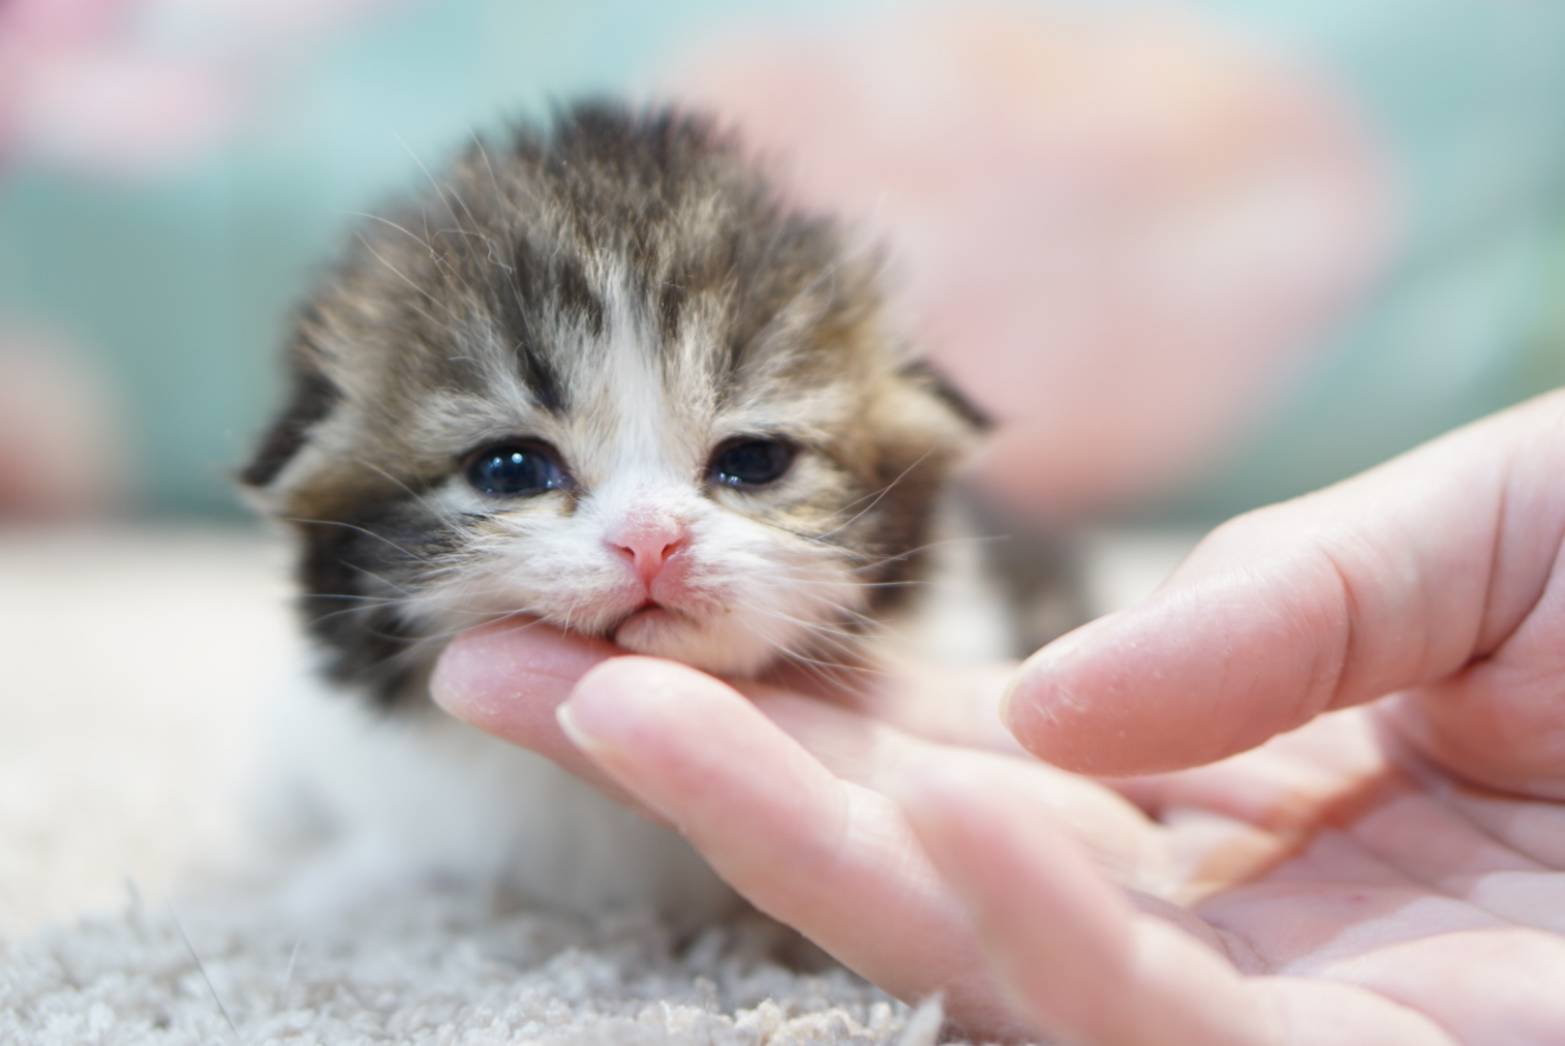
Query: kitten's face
[[245, 106, 976, 701]]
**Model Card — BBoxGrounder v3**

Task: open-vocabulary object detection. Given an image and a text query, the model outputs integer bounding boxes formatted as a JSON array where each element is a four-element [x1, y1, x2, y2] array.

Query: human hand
[[431, 392, 1565, 1042], [432, 628, 1565, 1042]]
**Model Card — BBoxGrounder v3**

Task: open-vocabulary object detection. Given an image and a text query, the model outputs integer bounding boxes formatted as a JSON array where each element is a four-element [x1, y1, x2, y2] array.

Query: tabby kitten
[[244, 103, 987, 917]]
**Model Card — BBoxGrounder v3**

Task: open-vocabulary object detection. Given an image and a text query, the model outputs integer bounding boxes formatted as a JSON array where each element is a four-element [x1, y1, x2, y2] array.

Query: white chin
[[611, 607, 781, 678]]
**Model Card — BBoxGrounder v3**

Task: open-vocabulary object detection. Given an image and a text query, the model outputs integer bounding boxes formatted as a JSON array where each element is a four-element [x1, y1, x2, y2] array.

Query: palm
[[1121, 705, 1565, 1040]]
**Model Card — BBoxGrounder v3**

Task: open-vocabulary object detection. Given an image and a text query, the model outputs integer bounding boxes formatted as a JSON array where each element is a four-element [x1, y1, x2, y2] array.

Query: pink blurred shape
[[0, 0, 405, 176], [0, 331, 133, 521], [665, 6, 1395, 516]]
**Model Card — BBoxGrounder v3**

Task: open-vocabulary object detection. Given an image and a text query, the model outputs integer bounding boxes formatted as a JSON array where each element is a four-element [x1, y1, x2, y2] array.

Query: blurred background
[[1, 0, 1562, 526]]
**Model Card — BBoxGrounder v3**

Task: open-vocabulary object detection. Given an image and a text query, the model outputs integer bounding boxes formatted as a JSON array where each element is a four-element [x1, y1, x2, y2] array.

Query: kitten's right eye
[[464, 441, 568, 497]]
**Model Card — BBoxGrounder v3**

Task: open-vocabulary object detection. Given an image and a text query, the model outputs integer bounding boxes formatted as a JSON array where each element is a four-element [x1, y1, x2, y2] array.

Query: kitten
[[243, 102, 993, 919]]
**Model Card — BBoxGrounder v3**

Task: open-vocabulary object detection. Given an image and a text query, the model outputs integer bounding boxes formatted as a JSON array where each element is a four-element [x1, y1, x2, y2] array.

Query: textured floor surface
[[2, 877, 940, 1044]]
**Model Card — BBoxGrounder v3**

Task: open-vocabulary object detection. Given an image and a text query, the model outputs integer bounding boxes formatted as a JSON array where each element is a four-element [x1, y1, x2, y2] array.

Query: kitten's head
[[243, 103, 981, 703]]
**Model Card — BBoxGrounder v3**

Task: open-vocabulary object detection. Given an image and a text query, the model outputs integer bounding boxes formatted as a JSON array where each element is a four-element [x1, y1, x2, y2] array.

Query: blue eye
[[465, 441, 568, 497], [709, 437, 796, 489]]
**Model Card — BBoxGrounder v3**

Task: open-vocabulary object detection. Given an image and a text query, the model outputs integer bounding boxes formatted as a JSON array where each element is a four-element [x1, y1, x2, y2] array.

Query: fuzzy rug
[[2, 881, 939, 1044], [0, 526, 1175, 1044]]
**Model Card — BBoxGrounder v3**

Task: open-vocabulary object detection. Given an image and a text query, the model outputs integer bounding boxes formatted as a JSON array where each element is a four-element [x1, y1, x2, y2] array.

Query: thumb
[[1002, 391, 1565, 782]]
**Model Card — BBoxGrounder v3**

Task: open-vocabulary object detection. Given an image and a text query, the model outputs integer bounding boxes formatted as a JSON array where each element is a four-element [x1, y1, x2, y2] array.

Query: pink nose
[[607, 519, 688, 587]]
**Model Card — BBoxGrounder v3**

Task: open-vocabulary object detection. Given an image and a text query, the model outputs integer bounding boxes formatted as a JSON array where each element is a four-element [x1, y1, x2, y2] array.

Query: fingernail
[[553, 657, 656, 754], [555, 700, 613, 756]]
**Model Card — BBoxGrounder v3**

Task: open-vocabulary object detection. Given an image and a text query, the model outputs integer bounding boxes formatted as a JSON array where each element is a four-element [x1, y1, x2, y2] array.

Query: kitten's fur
[[244, 103, 993, 918]]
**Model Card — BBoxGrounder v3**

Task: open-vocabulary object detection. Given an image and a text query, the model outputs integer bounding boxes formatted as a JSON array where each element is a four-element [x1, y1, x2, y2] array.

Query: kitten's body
[[245, 104, 1025, 919], [260, 667, 734, 921]]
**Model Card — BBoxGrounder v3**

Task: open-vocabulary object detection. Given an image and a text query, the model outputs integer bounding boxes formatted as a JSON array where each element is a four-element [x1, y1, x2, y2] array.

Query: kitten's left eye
[[465, 441, 568, 497], [708, 437, 796, 489]]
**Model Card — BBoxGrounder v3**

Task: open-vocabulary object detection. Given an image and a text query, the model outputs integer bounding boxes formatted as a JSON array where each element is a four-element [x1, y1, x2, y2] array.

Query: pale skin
[[432, 390, 1565, 1043]]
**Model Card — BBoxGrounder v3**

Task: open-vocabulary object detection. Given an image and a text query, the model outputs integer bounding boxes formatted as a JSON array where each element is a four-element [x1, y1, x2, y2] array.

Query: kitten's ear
[[896, 359, 992, 434], [865, 356, 990, 495], [879, 358, 992, 468], [239, 337, 342, 509]]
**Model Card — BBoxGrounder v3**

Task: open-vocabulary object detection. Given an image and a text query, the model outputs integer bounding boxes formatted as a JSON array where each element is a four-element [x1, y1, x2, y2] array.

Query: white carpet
[[2, 881, 938, 1044], [0, 526, 1180, 1043]]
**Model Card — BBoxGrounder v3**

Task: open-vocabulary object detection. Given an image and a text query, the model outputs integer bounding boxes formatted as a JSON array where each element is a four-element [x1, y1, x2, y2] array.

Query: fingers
[[432, 625, 1157, 1034], [429, 620, 628, 796], [753, 688, 1164, 889], [557, 657, 1036, 1040], [896, 765, 1462, 1045], [895, 760, 1279, 1045], [1247, 980, 1454, 1046], [1004, 390, 1565, 777], [432, 616, 1032, 789], [1383, 644, 1565, 800]]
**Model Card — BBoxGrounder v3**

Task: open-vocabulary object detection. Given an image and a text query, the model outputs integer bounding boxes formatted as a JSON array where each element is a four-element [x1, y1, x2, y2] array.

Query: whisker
[[277, 515, 436, 566], [849, 533, 1009, 575], [396, 131, 482, 245], [346, 211, 436, 259], [815, 449, 938, 544]]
